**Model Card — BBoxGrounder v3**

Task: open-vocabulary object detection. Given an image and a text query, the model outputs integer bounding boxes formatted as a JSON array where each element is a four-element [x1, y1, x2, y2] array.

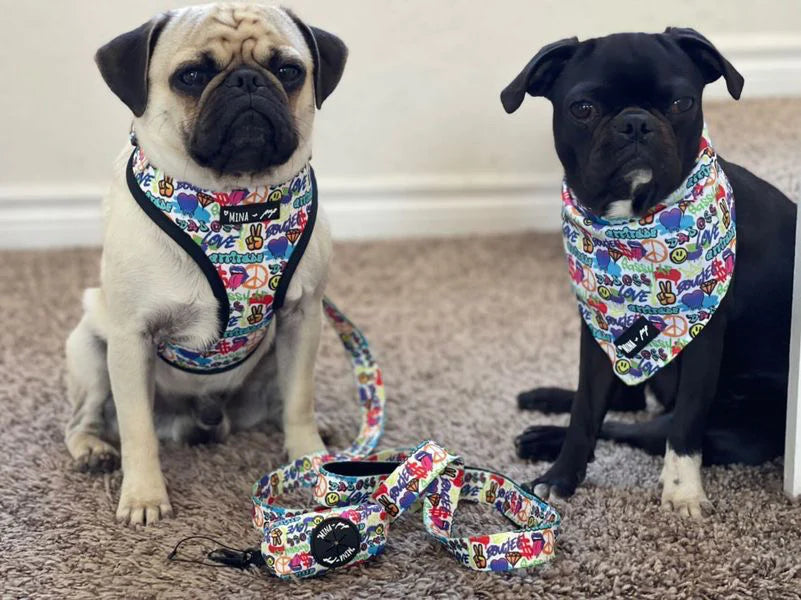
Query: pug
[[64, 3, 347, 526], [503, 29, 796, 517]]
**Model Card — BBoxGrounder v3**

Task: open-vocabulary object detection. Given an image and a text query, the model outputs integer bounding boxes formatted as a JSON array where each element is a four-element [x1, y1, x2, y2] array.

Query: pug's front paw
[[116, 471, 173, 526]]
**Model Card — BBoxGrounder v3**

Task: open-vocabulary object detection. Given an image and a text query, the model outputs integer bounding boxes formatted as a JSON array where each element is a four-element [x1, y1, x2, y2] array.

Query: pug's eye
[[669, 97, 694, 114], [173, 66, 214, 94], [276, 64, 303, 85], [570, 101, 596, 121], [180, 70, 208, 87]]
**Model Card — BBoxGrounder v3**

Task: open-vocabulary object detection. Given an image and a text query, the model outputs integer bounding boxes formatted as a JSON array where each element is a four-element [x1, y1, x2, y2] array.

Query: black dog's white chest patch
[[614, 317, 661, 358], [219, 202, 281, 225]]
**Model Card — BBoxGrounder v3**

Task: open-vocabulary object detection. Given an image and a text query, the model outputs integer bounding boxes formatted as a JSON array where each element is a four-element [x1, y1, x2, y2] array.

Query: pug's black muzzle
[[190, 67, 299, 175]]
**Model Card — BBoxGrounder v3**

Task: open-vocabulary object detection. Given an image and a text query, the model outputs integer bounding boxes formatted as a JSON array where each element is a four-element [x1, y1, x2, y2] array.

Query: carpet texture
[[2, 99, 801, 599]]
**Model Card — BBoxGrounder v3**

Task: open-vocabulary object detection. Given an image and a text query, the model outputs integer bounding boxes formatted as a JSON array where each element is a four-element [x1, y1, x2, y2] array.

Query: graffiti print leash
[[252, 440, 561, 578], [169, 301, 561, 578]]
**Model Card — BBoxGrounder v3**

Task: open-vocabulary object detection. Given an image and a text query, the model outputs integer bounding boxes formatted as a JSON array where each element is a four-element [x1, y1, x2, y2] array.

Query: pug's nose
[[225, 68, 269, 93], [613, 110, 655, 142]]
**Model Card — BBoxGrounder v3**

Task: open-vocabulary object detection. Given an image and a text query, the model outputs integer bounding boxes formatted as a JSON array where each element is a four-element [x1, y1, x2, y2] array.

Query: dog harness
[[561, 127, 736, 385], [168, 302, 561, 578], [127, 145, 316, 373]]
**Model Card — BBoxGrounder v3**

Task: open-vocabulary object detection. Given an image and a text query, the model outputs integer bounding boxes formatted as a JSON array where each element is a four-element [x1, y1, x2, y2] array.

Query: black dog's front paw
[[517, 387, 574, 413], [525, 465, 583, 500], [515, 425, 567, 461]]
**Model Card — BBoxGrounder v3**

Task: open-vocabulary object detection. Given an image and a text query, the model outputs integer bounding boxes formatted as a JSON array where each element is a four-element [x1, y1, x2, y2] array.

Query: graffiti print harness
[[562, 128, 736, 385], [128, 146, 316, 373]]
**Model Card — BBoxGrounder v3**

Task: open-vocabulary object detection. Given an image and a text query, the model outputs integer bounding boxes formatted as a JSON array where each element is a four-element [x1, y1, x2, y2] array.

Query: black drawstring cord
[[167, 535, 265, 570]]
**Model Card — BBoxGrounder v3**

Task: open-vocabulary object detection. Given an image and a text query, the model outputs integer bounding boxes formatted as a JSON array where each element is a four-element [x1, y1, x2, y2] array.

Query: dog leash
[[168, 300, 561, 577], [250, 441, 561, 578]]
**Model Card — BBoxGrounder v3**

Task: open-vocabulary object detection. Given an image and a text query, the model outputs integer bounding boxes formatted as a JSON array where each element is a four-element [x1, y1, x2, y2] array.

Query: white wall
[[1, 0, 801, 247]]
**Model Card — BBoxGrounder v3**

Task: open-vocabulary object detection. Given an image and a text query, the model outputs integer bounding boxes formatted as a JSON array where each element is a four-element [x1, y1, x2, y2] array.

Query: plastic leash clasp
[[251, 441, 562, 578]]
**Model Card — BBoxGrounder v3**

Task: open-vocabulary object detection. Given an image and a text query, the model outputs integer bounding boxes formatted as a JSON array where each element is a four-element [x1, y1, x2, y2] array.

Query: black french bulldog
[[502, 28, 796, 517]]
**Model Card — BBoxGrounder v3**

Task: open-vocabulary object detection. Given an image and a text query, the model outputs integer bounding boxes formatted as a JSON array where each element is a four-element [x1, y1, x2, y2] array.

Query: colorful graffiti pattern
[[130, 147, 315, 372], [252, 440, 561, 579], [561, 128, 736, 385]]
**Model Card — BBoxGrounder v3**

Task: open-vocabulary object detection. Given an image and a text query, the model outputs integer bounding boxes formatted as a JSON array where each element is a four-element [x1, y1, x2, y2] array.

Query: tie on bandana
[[127, 147, 316, 373], [561, 127, 736, 385]]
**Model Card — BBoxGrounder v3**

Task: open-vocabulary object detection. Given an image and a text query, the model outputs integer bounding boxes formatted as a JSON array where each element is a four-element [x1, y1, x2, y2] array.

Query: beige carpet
[[2, 99, 801, 599]]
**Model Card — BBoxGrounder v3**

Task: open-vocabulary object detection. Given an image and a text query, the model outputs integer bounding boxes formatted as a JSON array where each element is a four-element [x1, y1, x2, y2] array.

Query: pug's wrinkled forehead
[[154, 5, 315, 139], [164, 5, 309, 72]]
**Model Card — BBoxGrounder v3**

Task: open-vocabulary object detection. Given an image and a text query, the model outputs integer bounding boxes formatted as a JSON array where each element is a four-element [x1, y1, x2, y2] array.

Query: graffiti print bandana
[[561, 127, 736, 385], [127, 146, 316, 373]]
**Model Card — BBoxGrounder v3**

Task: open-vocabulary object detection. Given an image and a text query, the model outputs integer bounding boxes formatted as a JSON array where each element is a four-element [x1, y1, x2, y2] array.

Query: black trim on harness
[[273, 166, 319, 310], [126, 151, 230, 341]]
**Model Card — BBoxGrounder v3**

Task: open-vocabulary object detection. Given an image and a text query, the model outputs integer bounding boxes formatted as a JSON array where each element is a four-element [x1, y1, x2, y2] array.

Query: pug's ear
[[95, 13, 170, 116], [287, 11, 348, 109], [501, 37, 579, 113], [665, 27, 744, 100]]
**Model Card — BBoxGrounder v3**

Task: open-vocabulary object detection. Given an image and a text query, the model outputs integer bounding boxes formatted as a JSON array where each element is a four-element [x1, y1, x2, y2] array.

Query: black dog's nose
[[225, 68, 269, 93], [613, 110, 654, 142]]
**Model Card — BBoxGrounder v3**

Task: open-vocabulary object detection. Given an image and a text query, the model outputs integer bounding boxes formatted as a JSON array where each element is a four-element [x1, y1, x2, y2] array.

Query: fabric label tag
[[614, 317, 660, 358], [220, 202, 281, 225]]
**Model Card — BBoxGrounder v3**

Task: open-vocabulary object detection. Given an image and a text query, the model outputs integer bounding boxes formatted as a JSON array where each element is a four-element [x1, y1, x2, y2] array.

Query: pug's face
[[96, 3, 347, 188]]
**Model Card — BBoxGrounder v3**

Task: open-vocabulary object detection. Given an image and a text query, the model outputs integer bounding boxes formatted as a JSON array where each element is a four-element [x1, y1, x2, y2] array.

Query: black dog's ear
[[95, 14, 170, 116], [665, 27, 744, 100], [287, 11, 348, 109], [501, 37, 579, 114]]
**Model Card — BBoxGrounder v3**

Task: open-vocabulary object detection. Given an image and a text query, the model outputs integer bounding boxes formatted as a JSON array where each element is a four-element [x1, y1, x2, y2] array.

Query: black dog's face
[[501, 29, 743, 218], [552, 34, 705, 217]]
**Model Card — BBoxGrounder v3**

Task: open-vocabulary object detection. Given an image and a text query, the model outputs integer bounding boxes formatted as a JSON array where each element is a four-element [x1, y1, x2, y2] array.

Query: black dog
[[502, 28, 796, 517]]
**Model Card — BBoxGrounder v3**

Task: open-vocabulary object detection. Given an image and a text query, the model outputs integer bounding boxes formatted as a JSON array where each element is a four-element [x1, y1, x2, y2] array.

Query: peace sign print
[[243, 264, 270, 289], [641, 239, 668, 263], [243, 187, 270, 205], [581, 269, 597, 292], [661, 315, 688, 338]]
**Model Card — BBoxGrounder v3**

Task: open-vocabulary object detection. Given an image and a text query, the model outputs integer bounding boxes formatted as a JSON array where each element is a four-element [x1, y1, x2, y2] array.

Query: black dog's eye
[[173, 66, 215, 94], [570, 101, 596, 121], [669, 97, 694, 114], [276, 64, 303, 85]]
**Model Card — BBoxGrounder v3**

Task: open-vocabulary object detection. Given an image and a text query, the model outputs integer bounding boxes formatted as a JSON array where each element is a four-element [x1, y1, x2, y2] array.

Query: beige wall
[[0, 1, 800, 246], [2, 0, 801, 187]]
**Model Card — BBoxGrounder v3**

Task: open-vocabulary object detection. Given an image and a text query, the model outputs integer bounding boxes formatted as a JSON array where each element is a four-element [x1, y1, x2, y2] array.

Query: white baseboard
[[0, 175, 561, 248], [705, 33, 801, 99], [1, 33, 800, 249]]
